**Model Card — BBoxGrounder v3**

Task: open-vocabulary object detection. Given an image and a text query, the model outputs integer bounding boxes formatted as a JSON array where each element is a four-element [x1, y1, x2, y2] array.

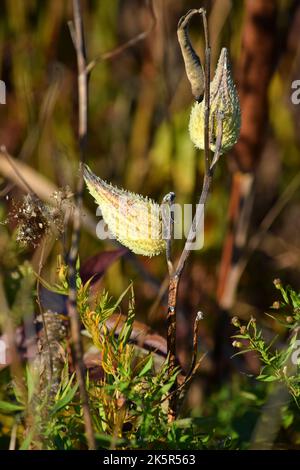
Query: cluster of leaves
[[2, 258, 300, 449], [0, 364, 80, 449], [0, 259, 218, 450], [232, 280, 300, 407], [57, 263, 218, 449]]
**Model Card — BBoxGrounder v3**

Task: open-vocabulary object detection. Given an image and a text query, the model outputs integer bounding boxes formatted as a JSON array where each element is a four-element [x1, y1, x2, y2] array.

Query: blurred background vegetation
[[0, 0, 300, 449]]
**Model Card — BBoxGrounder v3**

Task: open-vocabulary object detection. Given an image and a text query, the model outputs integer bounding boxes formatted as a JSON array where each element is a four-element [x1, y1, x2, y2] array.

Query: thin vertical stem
[[166, 7, 223, 420], [68, 0, 95, 450], [201, 10, 211, 175], [166, 274, 179, 422], [166, 7, 213, 423], [162, 192, 175, 275], [36, 239, 53, 382]]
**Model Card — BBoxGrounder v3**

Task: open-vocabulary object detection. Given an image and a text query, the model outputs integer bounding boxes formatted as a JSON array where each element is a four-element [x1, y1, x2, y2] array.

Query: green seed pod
[[177, 10, 205, 101], [83, 165, 165, 257], [189, 48, 241, 154]]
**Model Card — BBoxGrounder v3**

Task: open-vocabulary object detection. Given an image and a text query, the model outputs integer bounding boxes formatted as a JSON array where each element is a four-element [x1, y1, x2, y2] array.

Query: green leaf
[[118, 285, 135, 348], [288, 287, 300, 309], [160, 379, 176, 396], [231, 348, 253, 358], [20, 429, 35, 450], [95, 433, 126, 447], [279, 285, 289, 304], [33, 272, 68, 295], [239, 391, 258, 401], [138, 355, 153, 378], [257, 374, 278, 382], [51, 383, 78, 415], [282, 409, 294, 429], [0, 400, 24, 413], [265, 334, 279, 352], [94, 284, 132, 328]]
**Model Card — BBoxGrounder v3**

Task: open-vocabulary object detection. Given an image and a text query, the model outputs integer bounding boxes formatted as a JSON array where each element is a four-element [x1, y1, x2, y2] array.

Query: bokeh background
[[0, 0, 300, 448]]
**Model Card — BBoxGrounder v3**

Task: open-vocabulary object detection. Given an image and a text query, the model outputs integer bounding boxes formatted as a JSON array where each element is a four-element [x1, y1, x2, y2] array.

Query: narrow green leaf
[[257, 375, 278, 382], [51, 383, 78, 415], [138, 355, 153, 377], [0, 400, 24, 413], [20, 429, 35, 450]]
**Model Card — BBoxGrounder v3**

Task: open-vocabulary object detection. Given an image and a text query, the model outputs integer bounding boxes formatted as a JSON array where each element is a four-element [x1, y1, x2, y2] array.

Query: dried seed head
[[189, 48, 241, 154], [83, 165, 165, 257], [8, 191, 67, 248], [10, 194, 51, 247]]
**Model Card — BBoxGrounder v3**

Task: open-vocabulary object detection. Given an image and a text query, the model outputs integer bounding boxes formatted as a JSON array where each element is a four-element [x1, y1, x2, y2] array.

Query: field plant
[[0, 261, 231, 450], [232, 280, 300, 407]]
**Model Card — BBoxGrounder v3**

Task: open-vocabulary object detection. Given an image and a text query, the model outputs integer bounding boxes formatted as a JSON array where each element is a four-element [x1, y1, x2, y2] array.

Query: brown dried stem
[[166, 113, 223, 421], [68, 0, 95, 450], [166, 7, 221, 419], [36, 239, 53, 382]]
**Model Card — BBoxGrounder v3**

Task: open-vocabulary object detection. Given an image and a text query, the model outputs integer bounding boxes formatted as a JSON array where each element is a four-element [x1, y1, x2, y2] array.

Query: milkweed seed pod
[[177, 10, 205, 101], [177, 11, 241, 154], [189, 48, 241, 154], [83, 165, 165, 257]]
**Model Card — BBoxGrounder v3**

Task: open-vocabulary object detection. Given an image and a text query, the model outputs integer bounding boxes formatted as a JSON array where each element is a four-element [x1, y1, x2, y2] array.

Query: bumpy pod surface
[[189, 48, 241, 154], [83, 165, 165, 257]]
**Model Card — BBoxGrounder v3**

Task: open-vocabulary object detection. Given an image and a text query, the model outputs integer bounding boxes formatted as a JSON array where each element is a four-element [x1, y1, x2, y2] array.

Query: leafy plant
[[232, 280, 300, 407]]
